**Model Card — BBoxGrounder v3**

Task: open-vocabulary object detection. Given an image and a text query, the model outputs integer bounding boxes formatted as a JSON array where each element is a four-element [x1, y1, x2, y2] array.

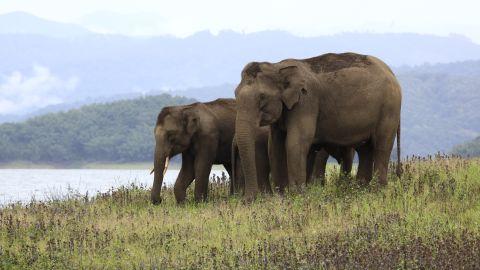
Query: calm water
[[0, 168, 227, 205]]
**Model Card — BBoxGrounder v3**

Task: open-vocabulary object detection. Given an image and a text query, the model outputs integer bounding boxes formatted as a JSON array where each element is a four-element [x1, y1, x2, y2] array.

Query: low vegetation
[[1, 156, 479, 269]]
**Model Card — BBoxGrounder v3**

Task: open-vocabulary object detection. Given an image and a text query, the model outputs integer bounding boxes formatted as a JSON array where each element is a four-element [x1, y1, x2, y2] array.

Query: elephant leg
[[268, 127, 288, 193], [373, 130, 396, 186], [372, 116, 398, 186], [306, 148, 317, 184], [222, 162, 233, 195], [341, 147, 355, 176], [193, 144, 217, 202], [174, 153, 195, 204], [285, 129, 314, 190], [256, 141, 272, 194], [356, 143, 373, 185], [235, 157, 245, 194], [223, 162, 232, 183], [313, 149, 329, 186], [373, 148, 392, 186]]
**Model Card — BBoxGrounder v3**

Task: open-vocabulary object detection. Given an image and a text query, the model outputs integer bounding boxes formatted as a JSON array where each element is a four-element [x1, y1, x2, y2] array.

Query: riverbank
[[1, 157, 479, 268], [0, 162, 230, 170], [0, 161, 174, 170]]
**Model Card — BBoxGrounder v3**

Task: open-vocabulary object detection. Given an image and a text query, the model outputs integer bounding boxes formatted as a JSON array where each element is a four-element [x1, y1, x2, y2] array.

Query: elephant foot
[[287, 184, 303, 194], [357, 178, 367, 187], [174, 190, 187, 204], [243, 192, 258, 203], [298, 184, 307, 194], [175, 198, 186, 205], [194, 193, 208, 203], [378, 178, 388, 187], [356, 173, 371, 186], [151, 196, 162, 205], [319, 177, 326, 186]]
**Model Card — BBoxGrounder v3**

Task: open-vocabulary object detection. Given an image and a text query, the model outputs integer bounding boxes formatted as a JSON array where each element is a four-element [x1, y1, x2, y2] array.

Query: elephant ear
[[182, 109, 199, 136], [278, 65, 307, 110]]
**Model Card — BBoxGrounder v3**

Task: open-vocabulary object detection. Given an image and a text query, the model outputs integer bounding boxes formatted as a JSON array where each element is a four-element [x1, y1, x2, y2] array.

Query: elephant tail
[[396, 119, 402, 178], [230, 136, 237, 195]]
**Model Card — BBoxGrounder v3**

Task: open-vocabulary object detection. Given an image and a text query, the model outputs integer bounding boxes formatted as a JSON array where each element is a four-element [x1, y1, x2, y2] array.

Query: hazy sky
[[1, 0, 480, 42]]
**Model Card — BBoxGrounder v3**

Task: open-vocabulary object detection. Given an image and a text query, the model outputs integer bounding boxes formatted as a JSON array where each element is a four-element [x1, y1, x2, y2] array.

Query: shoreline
[[0, 162, 167, 170], [0, 162, 231, 170]]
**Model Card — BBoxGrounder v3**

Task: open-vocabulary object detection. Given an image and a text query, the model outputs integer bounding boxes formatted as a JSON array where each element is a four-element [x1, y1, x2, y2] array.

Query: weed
[[0, 157, 479, 269]]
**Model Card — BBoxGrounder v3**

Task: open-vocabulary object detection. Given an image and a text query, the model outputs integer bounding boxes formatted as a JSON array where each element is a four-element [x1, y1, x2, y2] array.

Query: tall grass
[[1, 156, 479, 269]]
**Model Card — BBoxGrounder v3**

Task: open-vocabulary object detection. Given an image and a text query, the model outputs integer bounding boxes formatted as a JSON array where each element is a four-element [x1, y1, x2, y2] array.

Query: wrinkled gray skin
[[235, 52, 402, 200], [151, 99, 236, 204], [230, 126, 272, 195]]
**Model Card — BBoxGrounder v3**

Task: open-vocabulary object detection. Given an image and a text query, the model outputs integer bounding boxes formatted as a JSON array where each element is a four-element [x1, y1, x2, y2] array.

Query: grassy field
[[0, 156, 479, 269]]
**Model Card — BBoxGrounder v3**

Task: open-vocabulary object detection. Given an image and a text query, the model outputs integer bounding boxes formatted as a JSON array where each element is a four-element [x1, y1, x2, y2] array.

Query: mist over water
[[0, 168, 227, 205]]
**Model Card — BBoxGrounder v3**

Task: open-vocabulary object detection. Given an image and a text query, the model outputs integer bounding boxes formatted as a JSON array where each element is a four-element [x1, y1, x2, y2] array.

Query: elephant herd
[[151, 52, 402, 204]]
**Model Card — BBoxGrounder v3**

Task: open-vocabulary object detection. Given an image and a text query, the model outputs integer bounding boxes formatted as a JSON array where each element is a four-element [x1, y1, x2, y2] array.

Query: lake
[[0, 168, 228, 205]]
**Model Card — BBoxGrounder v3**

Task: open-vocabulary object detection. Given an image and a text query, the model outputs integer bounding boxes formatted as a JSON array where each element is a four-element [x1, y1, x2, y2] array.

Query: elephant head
[[235, 61, 309, 198], [151, 106, 199, 204]]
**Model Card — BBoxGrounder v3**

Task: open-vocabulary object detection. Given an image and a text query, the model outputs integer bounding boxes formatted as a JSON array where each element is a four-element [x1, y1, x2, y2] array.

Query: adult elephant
[[151, 99, 237, 204], [234, 52, 402, 199]]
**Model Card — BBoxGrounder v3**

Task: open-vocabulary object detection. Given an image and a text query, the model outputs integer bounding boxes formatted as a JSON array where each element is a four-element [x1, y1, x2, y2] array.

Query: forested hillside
[[452, 136, 480, 157], [397, 70, 480, 156], [0, 60, 479, 164], [0, 94, 194, 164]]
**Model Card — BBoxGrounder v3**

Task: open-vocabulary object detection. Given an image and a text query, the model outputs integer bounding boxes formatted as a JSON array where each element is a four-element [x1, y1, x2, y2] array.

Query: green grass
[[1, 156, 479, 269]]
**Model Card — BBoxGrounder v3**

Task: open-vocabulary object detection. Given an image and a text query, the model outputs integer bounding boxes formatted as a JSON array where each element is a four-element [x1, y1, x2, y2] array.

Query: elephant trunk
[[235, 114, 259, 199], [151, 144, 167, 204]]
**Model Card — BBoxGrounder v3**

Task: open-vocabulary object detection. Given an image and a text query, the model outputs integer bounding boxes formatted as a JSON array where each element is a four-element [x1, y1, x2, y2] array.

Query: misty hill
[[0, 92, 164, 124], [0, 94, 194, 164], [398, 71, 480, 156], [0, 11, 91, 38], [2, 12, 480, 116], [451, 136, 480, 157], [396, 59, 480, 77]]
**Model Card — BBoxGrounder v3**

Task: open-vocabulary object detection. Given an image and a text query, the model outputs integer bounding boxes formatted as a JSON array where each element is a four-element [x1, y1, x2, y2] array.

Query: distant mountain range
[[2, 12, 480, 114], [1, 12, 479, 157], [0, 11, 91, 38]]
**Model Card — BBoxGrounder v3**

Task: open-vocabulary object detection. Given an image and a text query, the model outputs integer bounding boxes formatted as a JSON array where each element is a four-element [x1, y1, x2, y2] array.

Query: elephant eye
[[166, 131, 175, 141], [259, 99, 268, 110]]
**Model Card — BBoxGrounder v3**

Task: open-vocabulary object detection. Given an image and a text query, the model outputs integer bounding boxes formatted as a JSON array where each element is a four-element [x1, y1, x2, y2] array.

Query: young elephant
[[151, 99, 237, 204]]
